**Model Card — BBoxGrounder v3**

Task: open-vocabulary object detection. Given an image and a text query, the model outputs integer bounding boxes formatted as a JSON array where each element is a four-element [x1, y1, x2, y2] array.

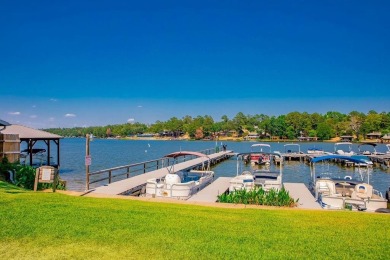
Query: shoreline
[[71, 136, 385, 144]]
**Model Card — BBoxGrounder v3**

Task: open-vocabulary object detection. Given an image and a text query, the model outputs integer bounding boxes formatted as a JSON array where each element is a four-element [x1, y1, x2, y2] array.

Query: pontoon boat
[[145, 151, 214, 200], [310, 155, 387, 212], [248, 144, 272, 165], [229, 152, 283, 192], [334, 142, 355, 156]]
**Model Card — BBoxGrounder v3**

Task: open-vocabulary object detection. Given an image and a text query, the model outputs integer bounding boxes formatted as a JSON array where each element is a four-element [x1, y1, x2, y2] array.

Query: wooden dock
[[90, 151, 233, 195], [282, 153, 308, 162], [187, 177, 230, 203], [284, 183, 322, 209], [368, 154, 390, 167]]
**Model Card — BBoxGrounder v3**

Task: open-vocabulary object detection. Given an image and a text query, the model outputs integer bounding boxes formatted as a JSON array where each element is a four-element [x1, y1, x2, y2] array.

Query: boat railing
[[86, 146, 220, 190]]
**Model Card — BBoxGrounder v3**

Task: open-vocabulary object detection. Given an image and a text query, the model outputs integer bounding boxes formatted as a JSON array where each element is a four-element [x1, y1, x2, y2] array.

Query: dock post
[[85, 134, 90, 191]]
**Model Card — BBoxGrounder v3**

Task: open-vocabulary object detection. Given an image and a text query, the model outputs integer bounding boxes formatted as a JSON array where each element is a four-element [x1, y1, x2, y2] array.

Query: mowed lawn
[[0, 181, 389, 259]]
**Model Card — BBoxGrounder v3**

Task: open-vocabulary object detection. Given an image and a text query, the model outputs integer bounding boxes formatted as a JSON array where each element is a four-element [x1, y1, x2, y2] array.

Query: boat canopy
[[284, 143, 300, 152], [335, 142, 352, 146], [311, 155, 368, 164], [164, 151, 208, 159], [358, 143, 377, 148], [237, 152, 281, 159], [21, 148, 46, 154], [251, 144, 271, 148]]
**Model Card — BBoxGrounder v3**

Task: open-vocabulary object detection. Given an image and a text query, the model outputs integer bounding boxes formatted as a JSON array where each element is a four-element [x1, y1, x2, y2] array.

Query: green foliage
[[317, 122, 333, 140], [0, 159, 66, 190], [45, 110, 390, 140], [13, 165, 36, 189], [218, 187, 298, 207]]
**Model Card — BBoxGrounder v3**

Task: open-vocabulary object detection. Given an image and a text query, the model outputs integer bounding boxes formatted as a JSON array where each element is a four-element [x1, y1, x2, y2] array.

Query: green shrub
[[0, 158, 66, 190], [218, 187, 298, 207], [14, 165, 36, 190]]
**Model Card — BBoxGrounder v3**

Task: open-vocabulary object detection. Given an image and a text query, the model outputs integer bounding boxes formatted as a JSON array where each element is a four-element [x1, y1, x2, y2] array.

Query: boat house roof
[[1, 124, 62, 168], [1, 124, 62, 140]]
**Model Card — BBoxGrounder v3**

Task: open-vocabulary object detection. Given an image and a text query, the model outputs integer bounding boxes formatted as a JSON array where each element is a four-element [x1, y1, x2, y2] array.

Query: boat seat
[[351, 183, 373, 199], [316, 180, 341, 199]]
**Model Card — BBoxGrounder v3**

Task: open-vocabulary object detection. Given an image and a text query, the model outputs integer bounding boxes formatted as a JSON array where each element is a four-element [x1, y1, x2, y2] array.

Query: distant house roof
[[1, 124, 62, 139], [366, 132, 381, 136]]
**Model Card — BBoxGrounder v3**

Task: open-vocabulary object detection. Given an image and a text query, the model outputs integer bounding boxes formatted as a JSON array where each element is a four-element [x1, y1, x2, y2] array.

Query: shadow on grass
[[0, 181, 28, 194]]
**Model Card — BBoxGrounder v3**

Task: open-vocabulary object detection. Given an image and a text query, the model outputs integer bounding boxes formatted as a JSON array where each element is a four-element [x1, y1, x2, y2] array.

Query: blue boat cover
[[311, 155, 369, 164]]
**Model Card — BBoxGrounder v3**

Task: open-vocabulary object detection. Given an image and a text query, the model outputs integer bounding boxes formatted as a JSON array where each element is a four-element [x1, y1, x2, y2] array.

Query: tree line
[[45, 110, 390, 141]]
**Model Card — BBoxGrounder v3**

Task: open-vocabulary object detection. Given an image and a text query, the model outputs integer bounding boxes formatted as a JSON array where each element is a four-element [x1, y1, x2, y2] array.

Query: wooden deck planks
[[91, 151, 232, 195], [283, 183, 322, 209], [187, 177, 231, 203]]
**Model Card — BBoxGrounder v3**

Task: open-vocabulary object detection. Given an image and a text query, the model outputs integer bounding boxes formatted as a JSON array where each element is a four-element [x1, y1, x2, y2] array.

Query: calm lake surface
[[55, 138, 390, 194]]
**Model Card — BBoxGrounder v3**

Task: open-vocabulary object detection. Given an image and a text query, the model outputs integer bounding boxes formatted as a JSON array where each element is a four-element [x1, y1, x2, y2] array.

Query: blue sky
[[1, 1, 389, 128]]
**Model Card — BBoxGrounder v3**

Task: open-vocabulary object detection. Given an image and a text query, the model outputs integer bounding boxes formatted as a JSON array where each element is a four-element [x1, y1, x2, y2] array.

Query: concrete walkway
[[188, 177, 230, 203], [284, 183, 322, 209]]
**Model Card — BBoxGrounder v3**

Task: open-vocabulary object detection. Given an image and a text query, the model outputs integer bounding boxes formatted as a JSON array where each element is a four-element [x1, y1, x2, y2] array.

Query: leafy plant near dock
[[0, 158, 65, 190], [217, 187, 298, 207]]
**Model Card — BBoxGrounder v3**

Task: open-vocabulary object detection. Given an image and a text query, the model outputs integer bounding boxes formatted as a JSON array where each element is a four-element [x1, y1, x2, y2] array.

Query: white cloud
[[49, 117, 55, 122], [30, 115, 37, 119], [8, 112, 21, 115], [32, 105, 36, 108], [127, 118, 135, 123], [137, 105, 143, 108], [50, 98, 58, 102], [65, 113, 76, 117]]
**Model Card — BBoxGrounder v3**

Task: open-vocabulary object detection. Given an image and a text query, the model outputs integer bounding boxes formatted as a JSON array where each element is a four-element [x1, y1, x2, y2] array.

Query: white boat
[[386, 144, 390, 155], [334, 142, 355, 156], [145, 151, 214, 200], [307, 147, 325, 155], [358, 143, 383, 155], [310, 155, 387, 212], [248, 144, 272, 165], [229, 152, 283, 192]]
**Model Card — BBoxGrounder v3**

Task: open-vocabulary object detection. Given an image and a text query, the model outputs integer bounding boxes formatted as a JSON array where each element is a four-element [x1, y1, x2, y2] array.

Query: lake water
[[55, 138, 390, 194]]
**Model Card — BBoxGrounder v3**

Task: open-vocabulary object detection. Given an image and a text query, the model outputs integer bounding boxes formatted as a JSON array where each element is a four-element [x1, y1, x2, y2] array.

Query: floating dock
[[283, 183, 322, 209], [90, 151, 233, 196], [187, 177, 230, 203]]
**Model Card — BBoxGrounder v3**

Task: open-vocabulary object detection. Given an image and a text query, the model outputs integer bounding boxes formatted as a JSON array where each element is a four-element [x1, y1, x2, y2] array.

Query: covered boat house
[[340, 135, 354, 142], [366, 132, 381, 140], [381, 134, 390, 143], [1, 124, 62, 168]]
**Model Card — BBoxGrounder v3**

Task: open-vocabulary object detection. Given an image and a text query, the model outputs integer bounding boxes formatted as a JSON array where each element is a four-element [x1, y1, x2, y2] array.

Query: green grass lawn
[[0, 181, 389, 259]]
